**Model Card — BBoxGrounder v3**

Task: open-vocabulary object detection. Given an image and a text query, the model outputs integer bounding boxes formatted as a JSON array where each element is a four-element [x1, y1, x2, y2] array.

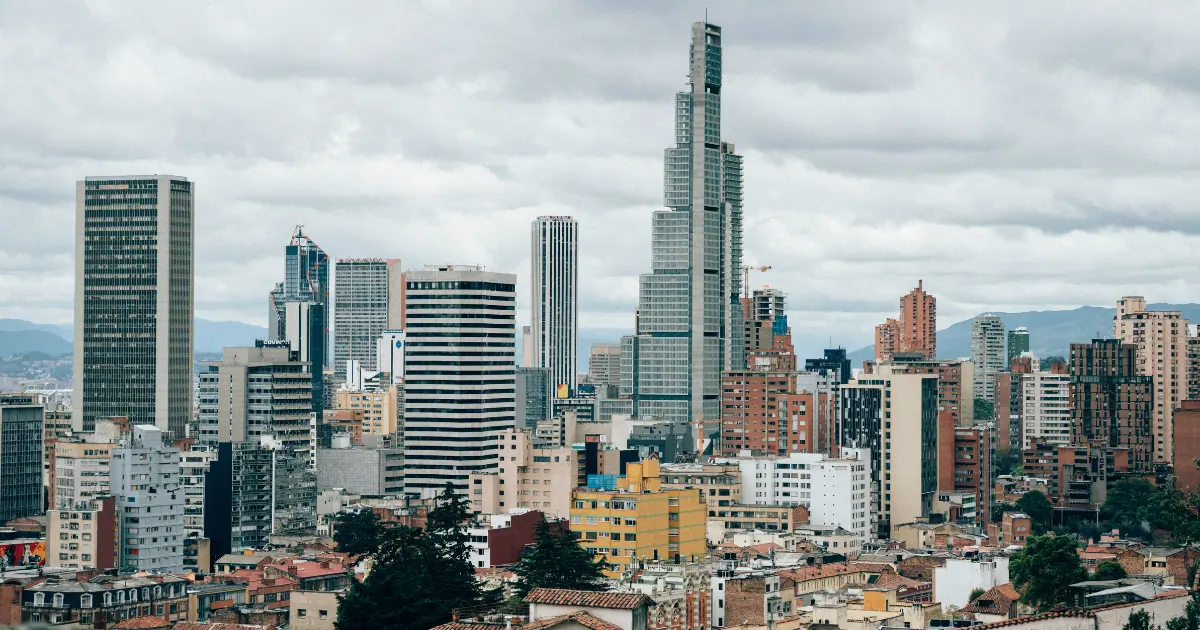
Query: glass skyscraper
[[621, 22, 743, 440]]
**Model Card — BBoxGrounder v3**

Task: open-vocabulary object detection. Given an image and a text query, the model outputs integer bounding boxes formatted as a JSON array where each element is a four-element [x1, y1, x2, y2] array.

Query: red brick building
[[953, 426, 993, 525], [720, 371, 794, 456], [1173, 400, 1200, 492]]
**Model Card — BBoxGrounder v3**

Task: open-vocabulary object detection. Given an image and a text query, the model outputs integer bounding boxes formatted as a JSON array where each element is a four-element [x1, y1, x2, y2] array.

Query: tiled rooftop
[[524, 588, 654, 610]]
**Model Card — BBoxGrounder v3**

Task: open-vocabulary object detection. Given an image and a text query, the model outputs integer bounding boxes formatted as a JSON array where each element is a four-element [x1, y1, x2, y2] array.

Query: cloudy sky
[[5, 1, 1200, 358]]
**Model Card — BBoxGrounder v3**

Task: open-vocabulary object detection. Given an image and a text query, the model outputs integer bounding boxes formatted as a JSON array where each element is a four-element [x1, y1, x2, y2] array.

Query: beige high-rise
[[1114, 296, 1188, 463]]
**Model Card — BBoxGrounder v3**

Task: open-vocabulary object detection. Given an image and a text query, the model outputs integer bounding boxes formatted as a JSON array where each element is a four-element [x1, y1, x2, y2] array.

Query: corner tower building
[[74, 176, 194, 436], [622, 22, 743, 439]]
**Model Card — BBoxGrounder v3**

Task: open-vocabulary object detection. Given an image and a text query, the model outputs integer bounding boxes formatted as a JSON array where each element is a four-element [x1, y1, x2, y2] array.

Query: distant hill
[[0, 317, 267, 357], [0, 329, 72, 357], [847, 303, 1200, 365]]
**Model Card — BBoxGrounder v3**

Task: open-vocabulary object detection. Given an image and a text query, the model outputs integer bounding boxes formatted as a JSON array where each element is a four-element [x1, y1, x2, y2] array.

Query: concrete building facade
[[46, 496, 117, 571], [588, 343, 622, 387], [110, 425, 184, 573], [197, 343, 314, 456], [1114, 296, 1188, 464], [73, 175, 194, 435], [1022, 371, 1072, 448], [316, 445, 404, 496], [971, 314, 1006, 403], [839, 373, 939, 538], [402, 266, 517, 496], [333, 258, 402, 377]]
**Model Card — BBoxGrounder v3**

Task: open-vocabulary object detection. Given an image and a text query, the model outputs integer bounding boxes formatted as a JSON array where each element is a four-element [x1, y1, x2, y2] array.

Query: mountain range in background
[[5, 302, 1200, 371], [0, 318, 268, 357], [845, 303, 1200, 366]]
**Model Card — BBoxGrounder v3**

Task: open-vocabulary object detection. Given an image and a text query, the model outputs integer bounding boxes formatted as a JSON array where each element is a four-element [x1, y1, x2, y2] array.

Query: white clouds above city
[[4, 1, 1200, 356]]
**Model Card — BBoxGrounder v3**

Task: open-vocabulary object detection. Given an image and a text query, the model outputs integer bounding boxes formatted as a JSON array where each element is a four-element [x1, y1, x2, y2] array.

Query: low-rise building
[[46, 496, 118, 570], [290, 589, 342, 630], [932, 555, 1010, 610], [21, 574, 190, 629], [185, 581, 247, 622], [466, 510, 545, 569], [659, 462, 742, 515], [707, 504, 810, 542], [315, 441, 404, 496], [569, 459, 705, 576], [715, 571, 795, 629], [625, 561, 709, 630], [794, 525, 860, 557], [523, 588, 654, 630]]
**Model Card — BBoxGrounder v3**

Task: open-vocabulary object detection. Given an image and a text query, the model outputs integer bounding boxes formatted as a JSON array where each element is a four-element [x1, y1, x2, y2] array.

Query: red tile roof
[[960, 583, 1019, 616], [975, 590, 1190, 629], [172, 619, 277, 624], [111, 617, 172, 629], [524, 588, 654, 610], [524, 612, 624, 630]]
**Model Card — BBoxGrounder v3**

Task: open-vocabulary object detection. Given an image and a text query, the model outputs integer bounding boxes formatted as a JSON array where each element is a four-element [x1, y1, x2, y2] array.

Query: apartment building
[[1114, 296, 1188, 464]]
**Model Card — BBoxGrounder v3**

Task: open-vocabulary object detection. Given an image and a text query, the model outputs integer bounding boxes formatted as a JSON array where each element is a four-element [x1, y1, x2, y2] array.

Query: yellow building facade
[[568, 458, 706, 576], [335, 386, 398, 436]]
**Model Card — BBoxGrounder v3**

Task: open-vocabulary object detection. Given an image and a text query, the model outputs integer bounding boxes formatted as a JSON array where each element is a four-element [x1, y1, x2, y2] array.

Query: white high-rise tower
[[531, 216, 579, 397]]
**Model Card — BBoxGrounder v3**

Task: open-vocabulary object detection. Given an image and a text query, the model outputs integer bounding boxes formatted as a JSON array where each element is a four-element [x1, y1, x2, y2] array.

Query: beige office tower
[[1114, 296, 1188, 463], [73, 176, 194, 436], [333, 258, 403, 377], [587, 343, 622, 386]]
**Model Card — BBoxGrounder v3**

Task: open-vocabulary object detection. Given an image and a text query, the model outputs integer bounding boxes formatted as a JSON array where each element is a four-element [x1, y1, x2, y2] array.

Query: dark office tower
[[1007, 327, 1030, 366], [1070, 339, 1154, 472], [0, 394, 44, 522], [805, 349, 852, 385], [73, 176, 194, 435], [267, 227, 330, 447]]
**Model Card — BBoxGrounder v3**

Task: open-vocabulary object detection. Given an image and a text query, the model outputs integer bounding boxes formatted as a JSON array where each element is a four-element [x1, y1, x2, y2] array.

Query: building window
[[81, 595, 92, 608], [320, 610, 329, 619], [33, 593, 44, 606], [53, 594, 63, 608], [298, 609, 307, 618]]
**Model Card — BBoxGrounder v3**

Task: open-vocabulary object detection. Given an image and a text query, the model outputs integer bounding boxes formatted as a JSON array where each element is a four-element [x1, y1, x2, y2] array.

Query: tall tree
[[1094, 561, 1128, 580], [1105, 478, 1155, 526], [1010, 535, 1088, 611], [512, 518, 609, 596], [333, 510, 384, 556], [1015, 490, 1053, 534], [336, 484, 484, 630]]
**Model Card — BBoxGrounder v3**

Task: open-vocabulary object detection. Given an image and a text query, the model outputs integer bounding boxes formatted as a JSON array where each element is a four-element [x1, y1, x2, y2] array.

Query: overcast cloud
[[4, 1, 1200, 358]]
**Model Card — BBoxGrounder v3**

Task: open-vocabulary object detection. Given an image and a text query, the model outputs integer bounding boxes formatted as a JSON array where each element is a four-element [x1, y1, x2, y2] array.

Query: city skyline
[[7, 4, 1200, 361]]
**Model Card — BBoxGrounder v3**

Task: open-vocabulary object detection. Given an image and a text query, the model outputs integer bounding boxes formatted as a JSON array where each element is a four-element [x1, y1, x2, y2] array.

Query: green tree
[[1042, 355, 1067, 366], [1105, 478, 1155, 526], [1010, 535, 1088, 611], [1015, 490, 1053, 534], [335, 484, 484, 630], [1124, 609, 1157, 630], [993, 450, 1016, 476], [974, 397, 995, 423], [512, 518, 609, 597], [1094, 560, 1128, 580], [968, 588, 985, 603], [992, 502, 1015, 524], [333, 510, 384, 556]]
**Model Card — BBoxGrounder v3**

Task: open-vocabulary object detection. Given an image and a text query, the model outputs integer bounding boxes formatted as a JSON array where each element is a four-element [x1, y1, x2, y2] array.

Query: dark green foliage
[[335, 484, 484, 630], [1094, 561, 1127, 580], [974, 397, 994, 423], [1105, 478, 1155, 526], [992, 450, 1017, 477], [333, 510, 384, 556], [1124, 609, 1155, 630], [1042, 355, 1067, 366], [511, 518, 609, 596], [968, 588, 985, 603], [1010, 535, 1088, 611], [992, 502, 1015, 524], [1015, 490, 1053, 534]]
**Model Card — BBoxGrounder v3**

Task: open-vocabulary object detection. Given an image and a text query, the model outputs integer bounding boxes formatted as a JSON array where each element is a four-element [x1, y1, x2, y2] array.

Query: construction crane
[[742, 265, 772, 300]]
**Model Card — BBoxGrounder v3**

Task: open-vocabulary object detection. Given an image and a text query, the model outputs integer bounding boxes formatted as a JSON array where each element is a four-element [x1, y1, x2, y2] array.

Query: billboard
[[0, 541, 45, 567], [556, 383, 569, 399]]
